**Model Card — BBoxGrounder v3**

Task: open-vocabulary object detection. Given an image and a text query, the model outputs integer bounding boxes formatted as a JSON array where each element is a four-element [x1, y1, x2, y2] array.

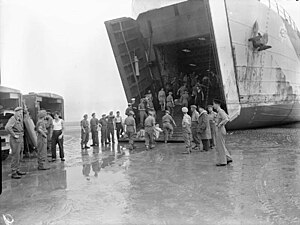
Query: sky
[[0, 0, 299, 122]]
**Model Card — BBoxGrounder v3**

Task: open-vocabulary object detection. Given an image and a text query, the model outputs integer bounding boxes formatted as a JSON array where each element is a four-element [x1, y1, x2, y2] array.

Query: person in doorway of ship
[[144, 110, 156, 150], [99, 114, 109, 145], [80, 114, 90, 150], [45, 111, 53, 156], [146, 97, 156, 118], [195, 85, 204, 108], [162, 110, 176, 143], [180, 90, 189, 108], [177, 83, 187, 97], [213, 99, 232, 166], [114, 111, 123, 140], [145, 89, 153, 102], [125, 103, 133, 116], [197, 105, 211, 152], [51, 111, 65, 161], [90, 113, 99, 147], [190, 105, 201, 151], [158, 88, 166, 111], [124, 111, 136, 150], [107, 111, 115, 144], [166, 92, 175, 116], [181, 107, 192, 154], [138, 98, 147, 127], [36, 110, 51, 170], [5, 107, 27, 179], [207, 105, 217, 149]]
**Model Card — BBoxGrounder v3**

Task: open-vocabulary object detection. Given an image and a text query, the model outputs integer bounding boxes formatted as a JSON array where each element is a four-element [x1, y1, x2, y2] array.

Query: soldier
[[180, 90, 189, 108], [90, 113, 99, 146], [213, 99, 233, 166], [125, 103, 133, 116], [158, 88, 166, 111], [114, 111, 123, 140], [36, 110, 51, 170], [144, 110, 156, 150], [99, 114, 108, 145], [166, 92, 175, 116], [45, 111, 53, 155], [138, 98, 147, 127], [5, 107, 27, 179], [107, 111, 115, 144], [197, 106, 211, 152], [162, 110, 176, 143], [80, 114, 90, 149], [181, 107, 192, 154], [190, 105, 201, 151], [207, 105, 217, 148], [124, 111, 136, 150]]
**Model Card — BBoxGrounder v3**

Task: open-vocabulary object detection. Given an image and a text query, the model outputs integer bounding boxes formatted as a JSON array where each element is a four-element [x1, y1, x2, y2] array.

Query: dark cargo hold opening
[[154, 35, 226, 109]]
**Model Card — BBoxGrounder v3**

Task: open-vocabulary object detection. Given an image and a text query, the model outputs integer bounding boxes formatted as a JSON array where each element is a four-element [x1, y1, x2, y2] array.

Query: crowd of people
[[5, 107, 65, 179]]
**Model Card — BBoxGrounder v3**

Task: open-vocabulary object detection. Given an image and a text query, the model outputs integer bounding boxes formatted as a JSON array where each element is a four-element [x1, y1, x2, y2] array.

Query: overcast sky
[[1, 0, 299, 121]]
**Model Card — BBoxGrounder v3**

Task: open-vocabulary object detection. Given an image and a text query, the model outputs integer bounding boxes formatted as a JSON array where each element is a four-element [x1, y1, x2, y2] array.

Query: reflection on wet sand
[[0, 124, 299, 224]]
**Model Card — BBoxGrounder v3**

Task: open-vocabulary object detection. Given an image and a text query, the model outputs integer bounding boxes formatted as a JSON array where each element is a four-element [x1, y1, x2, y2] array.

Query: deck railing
[[259, 0, 299, 32]]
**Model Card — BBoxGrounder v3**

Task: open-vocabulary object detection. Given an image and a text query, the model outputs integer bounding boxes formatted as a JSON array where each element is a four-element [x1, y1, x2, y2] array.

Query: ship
[[105, 0, 300, 130]]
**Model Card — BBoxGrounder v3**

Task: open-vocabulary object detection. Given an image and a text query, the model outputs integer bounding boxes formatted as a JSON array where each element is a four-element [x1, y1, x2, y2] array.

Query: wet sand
[[1, 124, 300, 225]]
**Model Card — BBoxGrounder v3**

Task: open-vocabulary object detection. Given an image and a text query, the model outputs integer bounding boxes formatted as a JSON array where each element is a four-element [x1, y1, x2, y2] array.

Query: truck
[[0, 85, 22, 160]]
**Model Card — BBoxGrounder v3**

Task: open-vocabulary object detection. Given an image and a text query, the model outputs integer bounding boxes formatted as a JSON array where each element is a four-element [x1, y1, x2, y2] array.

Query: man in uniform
[[144, 110, 156, 150], [80, 114, 90, 149], [158, 88, 166, 111], [36, 110, 51, 170], [90, 113, 99, 146], [45, 111, 53, 155], [181, 107, 192, 154], [162, 110, 176, 143], [190, 105, 201, 151], [5, 107, 27, 179], [99, 114, 108, 145], [124, 111, 136, 150], [107, 111, 115, 144], [125, 103, 133, 116], [166, 92, 175, 116], [197, 105, 211, 152]]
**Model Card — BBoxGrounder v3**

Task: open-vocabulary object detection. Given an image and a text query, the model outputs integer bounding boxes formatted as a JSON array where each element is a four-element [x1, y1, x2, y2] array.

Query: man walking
[[107, 111, 115, 144], [5, 107, 27, 179], [144, 111, 156, 150], [114, 111, 123, 140], [90, 113, 99, 146], [162, 110, 176, 143], [138, 99, 147, 127], [158, 88, 166, 111], [80, 114, 90, 149]]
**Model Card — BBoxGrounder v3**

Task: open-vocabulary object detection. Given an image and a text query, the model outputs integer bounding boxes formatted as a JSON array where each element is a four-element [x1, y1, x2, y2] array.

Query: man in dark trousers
[[197, 105, 211, 152], [90, 113, 99, 146], [99, 114, 108, 145], [195, 86, 204, 108]]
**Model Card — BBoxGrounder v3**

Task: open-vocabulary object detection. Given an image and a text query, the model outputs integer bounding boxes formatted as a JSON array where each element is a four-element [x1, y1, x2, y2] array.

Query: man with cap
[[197, 105, 211, 152], [90, 113, 99, 146], [45, 111, 53, 155], [166, 92, 175, 116], [36, 110, 51, 170], [114, 111, 123, 140], [190, 105, 201, 151], [124, 111, 136, 150], [181, 107, 192, 154], [99, 114, 109, 145], [107, 111, 115, 144], [144, 110, 156, 150], [213, 99, 232, 166], [80, 114, 90, 149], [195, 85, 204, 108], [5, 106, 27, 179], [162, 110, 176, 143], [125, 103, 133, 116]]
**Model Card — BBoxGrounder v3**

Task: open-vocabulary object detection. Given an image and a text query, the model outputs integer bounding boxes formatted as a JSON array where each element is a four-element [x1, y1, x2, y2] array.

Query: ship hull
[[105, 0, 300, 130]]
